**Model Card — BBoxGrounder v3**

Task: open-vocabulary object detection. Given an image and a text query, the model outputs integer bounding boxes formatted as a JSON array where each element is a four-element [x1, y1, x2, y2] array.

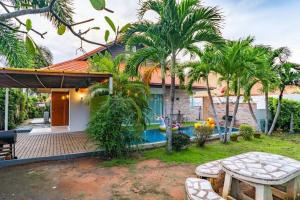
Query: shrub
[[194, 125, 214, 147], [230, 133, 239, 142], [87, 96, 144, 158], [172, 132, 191, 151], [240, 124, 254, 141], [269, 97, 300, 132]]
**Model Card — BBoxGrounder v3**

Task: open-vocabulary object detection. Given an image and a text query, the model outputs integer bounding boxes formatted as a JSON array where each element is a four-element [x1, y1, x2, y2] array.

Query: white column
[[109, 77, 113, 95], [5, 88, 9, 131]]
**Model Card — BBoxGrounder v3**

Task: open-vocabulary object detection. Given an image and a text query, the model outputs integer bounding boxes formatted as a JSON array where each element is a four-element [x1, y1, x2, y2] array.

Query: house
[[42, 43, 209, 130]]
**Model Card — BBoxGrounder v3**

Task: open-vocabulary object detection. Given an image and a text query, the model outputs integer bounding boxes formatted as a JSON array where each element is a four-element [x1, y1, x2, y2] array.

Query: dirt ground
[[0, 158, 196, 200]]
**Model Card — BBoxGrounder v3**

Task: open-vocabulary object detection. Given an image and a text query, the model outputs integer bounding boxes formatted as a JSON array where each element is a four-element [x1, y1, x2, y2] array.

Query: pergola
[[0, 68, 113, 130]]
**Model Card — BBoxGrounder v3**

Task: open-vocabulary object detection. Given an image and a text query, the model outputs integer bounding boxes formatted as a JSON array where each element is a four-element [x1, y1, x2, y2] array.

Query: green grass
[[143, 134, 300, 164], [99, 134, 300, 167]]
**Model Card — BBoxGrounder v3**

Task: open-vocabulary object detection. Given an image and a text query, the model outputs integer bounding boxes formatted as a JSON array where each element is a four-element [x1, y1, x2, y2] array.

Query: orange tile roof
[[43, 46, 207, 89]]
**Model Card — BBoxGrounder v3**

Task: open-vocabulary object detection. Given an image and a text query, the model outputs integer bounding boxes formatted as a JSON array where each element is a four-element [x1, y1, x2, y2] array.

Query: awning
[[0, 68, 112, 89]]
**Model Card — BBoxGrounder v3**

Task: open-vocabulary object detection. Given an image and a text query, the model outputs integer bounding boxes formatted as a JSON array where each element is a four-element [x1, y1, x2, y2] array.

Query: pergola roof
[[0, 68, 112, 89]]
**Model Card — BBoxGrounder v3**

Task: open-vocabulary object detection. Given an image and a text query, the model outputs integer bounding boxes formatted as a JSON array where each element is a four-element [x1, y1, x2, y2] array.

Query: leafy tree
[[268, 62, 300, 135], [34, 46, 54, 67], [137, 0, 223, 152], [86, 52, 151, 158]]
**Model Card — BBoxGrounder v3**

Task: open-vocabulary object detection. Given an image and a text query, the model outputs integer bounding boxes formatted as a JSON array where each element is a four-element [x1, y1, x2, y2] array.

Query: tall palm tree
[[229, 44, 270, 133], [208, 38, 253, 143], [124, 21, 170, 115], [268, 62, 300, 135], [187, 47, 222, 136], [138, 0, 223, 152]]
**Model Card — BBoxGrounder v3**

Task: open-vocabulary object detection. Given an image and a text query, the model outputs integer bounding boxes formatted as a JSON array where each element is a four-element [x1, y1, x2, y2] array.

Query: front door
[[51, 92, 69, 126]]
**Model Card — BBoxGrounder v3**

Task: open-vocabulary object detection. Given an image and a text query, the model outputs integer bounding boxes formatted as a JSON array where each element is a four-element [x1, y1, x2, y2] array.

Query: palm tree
[[124, 21, 170, 115], [34, 46, 54, 68], [187, 47, 222, 136], [229, 44, 270, 133], [268, 62, 300, 135], [87, 51, 150, 127], [138, 0, 223, 152], [208, 38, 253, 143]]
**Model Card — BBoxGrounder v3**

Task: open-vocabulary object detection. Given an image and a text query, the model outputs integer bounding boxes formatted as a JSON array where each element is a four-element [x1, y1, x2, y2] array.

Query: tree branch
[[49, 2, 107, 47], [71, 19, 94, 26], [0, 2, 47, 38], [0, 6, 51, 20], [0, 22, 28, 34]]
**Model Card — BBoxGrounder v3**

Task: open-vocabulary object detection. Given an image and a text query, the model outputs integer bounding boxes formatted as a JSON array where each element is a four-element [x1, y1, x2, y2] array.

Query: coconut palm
[[138, 0, 223, 152], [268, 62, 300, 135]]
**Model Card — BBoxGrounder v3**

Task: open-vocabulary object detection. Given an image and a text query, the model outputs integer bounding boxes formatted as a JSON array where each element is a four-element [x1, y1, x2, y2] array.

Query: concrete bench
[[195, 160, 222, 178], [185, 178, 224, 200]]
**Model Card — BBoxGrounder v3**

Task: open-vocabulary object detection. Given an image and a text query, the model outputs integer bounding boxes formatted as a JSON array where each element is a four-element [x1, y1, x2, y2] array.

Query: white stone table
[[221, 152, 300, 200]]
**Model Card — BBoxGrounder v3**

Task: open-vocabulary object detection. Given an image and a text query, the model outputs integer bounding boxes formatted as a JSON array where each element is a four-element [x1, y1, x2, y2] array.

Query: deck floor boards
[[15, 132, 97, 159]]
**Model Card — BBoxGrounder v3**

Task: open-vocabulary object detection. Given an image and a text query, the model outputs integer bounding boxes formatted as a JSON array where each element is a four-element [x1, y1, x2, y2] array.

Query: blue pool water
[[142, 126, 238, 143]]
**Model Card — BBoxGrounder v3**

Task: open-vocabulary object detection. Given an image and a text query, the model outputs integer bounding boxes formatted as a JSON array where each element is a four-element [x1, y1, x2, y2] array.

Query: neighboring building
[[43, 43, 208, 130]]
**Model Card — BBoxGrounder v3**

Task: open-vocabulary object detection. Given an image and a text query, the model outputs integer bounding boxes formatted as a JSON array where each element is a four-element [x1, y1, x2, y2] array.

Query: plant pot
[[254, 133, 261, 139], [230, 135, 238, 142]]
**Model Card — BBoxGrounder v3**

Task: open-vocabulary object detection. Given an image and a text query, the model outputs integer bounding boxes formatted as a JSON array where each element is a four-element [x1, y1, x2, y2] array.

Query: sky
[[16, 0, 300, 64]]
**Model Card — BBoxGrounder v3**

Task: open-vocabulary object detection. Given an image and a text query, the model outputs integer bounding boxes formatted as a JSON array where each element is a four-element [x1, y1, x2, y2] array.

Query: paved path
[[15, 132, 97, 159]]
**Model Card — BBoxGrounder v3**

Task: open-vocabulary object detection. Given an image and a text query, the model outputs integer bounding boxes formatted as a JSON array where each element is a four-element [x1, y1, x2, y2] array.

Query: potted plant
[[230, 133, 239, 142]]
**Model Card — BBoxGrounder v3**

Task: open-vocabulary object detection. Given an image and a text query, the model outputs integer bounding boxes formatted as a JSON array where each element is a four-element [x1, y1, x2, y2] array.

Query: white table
[[221, 152, 300, 200]]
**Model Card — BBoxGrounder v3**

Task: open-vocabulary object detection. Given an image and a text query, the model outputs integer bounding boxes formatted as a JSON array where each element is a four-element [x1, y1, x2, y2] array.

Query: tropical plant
[[86, 52, 151, 158], [269, 97, 300, 132], [34, 46, 54, 68], [138, 0, 223, 152], [268, 62, 300, 135], [124, 21, 170, 114], [203, 37, 253, 143], [0, 0, 117, 68], [187, 47, 222, 137], [172, 132, 191, 151], [239, 124, 254, 141], [194, 125, 214, 147]]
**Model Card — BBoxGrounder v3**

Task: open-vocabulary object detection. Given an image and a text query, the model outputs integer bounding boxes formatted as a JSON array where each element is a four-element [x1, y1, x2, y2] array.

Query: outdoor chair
[[195, 160, 224, 193], [185, 178, 224, 200], [0, 130, 17, 160]]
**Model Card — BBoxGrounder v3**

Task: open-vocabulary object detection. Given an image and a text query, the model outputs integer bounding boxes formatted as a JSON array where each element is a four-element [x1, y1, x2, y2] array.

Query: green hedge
[[0, 89, 48, 130], [269, 97, 300, 132]]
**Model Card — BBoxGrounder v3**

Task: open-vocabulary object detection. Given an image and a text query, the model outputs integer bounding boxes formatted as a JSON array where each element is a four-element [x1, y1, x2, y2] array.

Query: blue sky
[[21, 0, 300, 64]]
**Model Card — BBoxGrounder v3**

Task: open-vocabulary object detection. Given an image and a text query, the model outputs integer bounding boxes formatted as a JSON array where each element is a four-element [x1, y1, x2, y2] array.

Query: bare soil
[[0, 158, 196, 200]]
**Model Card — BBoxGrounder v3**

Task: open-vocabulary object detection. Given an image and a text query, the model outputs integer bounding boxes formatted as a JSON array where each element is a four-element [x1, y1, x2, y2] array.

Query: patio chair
[[195, 160, 224, 193], [185, 178, 224, 200], [0, 130, 17, 160]]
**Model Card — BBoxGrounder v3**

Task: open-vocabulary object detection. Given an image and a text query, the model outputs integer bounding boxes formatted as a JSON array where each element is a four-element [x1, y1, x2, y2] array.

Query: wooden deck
[[15, 132, 97, 159]]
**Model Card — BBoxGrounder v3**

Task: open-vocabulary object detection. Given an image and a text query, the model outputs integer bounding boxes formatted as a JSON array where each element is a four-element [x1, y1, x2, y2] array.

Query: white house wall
[[69, 89, 90, 132]]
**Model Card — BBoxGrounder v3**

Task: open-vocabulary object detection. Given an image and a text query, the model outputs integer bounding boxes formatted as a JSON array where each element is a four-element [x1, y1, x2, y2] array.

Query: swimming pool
[[142, 126, 238, 143]]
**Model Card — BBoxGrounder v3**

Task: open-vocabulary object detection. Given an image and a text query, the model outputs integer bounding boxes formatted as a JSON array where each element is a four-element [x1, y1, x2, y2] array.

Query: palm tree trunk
[[224, 80, 230, 143], [268, 88, 284, 135], [248, 100, 260, 131], [166, 51, 176, 153], [229, 79, 240, 135], [206, 78, 221, 136], [264, 90, 269, 134], [161, 61, 166, 116]]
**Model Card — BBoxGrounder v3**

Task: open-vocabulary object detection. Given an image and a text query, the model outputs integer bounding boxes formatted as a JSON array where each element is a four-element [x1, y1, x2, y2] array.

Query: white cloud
[[18, 0, 300, 64]]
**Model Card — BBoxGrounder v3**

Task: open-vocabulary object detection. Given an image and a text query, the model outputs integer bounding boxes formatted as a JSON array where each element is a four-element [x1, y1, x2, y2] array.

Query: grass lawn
[[146, 121, 195, 130], [102, 133, 300, 167]]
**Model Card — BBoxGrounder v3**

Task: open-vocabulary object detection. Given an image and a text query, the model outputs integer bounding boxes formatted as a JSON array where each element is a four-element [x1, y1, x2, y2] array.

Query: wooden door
[[51, 92, 69, 126]]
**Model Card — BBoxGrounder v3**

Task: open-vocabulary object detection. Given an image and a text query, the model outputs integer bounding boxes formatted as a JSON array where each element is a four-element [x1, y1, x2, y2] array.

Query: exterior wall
[[203, 97, 257, 127], [69, 89, 90, 132], [163, 88, 201, 121]]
